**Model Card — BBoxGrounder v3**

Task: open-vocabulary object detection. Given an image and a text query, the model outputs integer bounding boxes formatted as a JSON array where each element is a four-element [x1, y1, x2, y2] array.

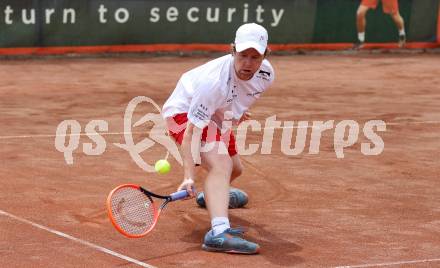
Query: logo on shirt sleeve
[[258, 70, 271, 76], [247, 90, 263, 97], [191, 103, 210, 121], [256, 70, 271, 81]]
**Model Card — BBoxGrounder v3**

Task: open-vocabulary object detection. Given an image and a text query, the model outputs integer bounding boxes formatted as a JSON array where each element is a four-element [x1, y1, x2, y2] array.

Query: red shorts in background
[[361, 0, 399, 14], [166, 113, 238, 157]]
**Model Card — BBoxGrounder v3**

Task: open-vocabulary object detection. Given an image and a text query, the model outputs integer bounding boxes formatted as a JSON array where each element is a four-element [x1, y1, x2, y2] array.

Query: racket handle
[[170, 189, 191, 201]]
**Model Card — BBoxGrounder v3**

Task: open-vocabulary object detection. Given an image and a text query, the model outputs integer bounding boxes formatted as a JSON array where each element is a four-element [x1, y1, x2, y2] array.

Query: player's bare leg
[[230, 154, 243, 182], [200, 142, 259, 253], [355, 4, 370, 49], [390, 11, 406, 47], [196, 133, 242, 183], [203, 154, 241, 182], [228, 154, 249, 208], [197, 145, 248, 209], [201, 141, 232, 222]]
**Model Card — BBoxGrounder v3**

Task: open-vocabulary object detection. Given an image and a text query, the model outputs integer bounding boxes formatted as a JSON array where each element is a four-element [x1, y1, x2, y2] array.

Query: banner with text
[[0, 0, 438, 49]]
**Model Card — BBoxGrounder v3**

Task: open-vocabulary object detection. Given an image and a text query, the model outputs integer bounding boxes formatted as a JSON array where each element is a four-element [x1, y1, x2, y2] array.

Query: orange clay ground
[[1, 52, 439, 267]]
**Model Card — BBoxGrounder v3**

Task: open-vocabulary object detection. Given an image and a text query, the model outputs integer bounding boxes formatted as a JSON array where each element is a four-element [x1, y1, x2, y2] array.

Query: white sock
[[399, 29, 406, 36], [211, 217, 230, 236], [358, 32, 365, 43]]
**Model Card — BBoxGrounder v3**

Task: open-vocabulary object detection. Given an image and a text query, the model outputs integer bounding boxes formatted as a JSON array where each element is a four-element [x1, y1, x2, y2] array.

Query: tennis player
[[162, 23, 274, 254]]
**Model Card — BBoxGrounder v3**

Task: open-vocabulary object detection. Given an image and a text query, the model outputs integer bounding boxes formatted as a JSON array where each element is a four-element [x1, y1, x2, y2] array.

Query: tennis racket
[[106, 184, 191, 238]]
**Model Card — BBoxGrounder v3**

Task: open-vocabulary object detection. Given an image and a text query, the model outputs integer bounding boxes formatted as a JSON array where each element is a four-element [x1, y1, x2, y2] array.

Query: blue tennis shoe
[[196, 188, 248, 209], [202, 228, 259, 254]]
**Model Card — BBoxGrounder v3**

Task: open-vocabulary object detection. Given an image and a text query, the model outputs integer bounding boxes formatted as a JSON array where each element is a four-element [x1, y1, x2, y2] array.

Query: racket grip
[[170, 190, 190, 201]]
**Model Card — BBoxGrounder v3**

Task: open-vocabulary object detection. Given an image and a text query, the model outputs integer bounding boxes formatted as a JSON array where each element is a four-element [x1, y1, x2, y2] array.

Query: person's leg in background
[[384, 0, 406, 47], [355, 1, 374, 49]]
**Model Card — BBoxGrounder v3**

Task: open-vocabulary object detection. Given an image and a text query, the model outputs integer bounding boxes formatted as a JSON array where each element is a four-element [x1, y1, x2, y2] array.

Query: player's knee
[[357, 6, 368, 17], [357, 10, 366, 18], [211, 157, 233, 175], [390, 12, 401, 19]]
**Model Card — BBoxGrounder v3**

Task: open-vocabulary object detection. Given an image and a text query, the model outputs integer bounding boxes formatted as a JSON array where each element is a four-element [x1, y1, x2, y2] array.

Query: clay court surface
[[1, 52, 439, 267]]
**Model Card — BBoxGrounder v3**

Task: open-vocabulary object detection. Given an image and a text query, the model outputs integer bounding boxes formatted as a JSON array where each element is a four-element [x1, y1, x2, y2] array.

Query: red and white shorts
[[166, 113, 238, 157]]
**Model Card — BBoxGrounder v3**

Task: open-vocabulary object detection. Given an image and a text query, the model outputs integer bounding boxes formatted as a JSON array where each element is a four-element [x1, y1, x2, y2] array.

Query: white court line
[[0, 131, 146, 140], [0, 120, 439, 140], [386, 120, 440, 126], [334, 257, 440, 268], [0, 210, 155, 268]]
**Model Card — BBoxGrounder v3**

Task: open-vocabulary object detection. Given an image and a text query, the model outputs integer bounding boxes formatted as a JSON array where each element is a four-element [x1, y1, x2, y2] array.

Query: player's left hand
[[239, 111, 252, 124]]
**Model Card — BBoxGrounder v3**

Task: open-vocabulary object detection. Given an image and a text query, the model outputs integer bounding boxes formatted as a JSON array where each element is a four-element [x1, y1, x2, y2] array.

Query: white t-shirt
[[162, 54, 274, 130]]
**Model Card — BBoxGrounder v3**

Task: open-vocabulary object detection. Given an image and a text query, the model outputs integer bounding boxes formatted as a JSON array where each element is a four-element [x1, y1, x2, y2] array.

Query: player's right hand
[[177, 178, 196, 199]]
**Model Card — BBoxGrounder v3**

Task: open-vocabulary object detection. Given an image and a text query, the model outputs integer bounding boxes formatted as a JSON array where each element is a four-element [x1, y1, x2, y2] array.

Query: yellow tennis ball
[[155, 159, 171, 174]]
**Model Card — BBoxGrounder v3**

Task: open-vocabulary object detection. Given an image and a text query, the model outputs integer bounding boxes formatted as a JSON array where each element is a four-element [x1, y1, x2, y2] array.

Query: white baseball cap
[[234, 23, 268, 55]]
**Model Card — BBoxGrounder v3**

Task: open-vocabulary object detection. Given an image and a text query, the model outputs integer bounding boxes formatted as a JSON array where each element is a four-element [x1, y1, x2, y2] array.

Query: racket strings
[[110, 187, 156, 235]]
